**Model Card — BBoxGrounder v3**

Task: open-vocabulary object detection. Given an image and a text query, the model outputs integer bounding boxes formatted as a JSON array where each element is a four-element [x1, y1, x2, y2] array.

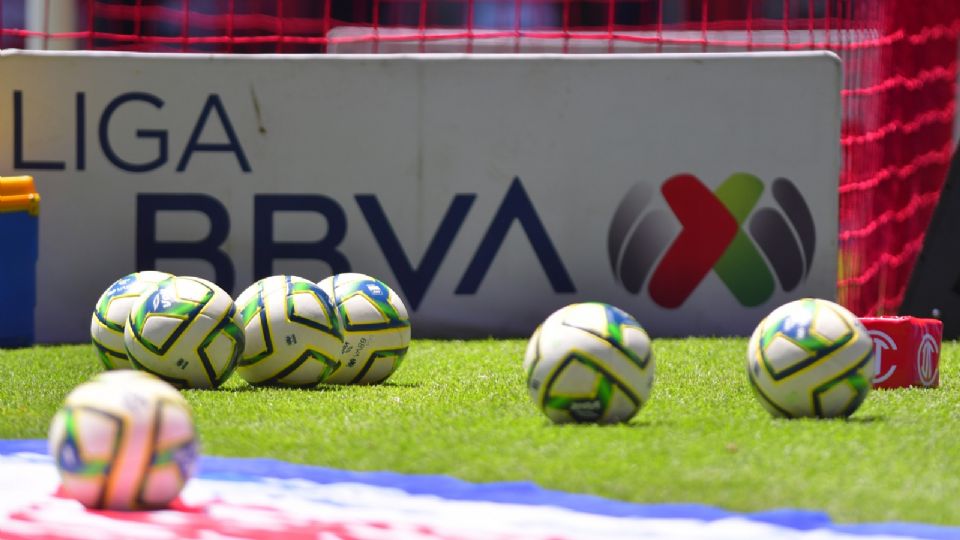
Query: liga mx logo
[[608, 173, 816, 308]]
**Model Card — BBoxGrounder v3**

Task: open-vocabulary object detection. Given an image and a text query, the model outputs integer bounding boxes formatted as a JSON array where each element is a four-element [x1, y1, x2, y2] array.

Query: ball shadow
[[209, 383, 348, 393], [845, 415, 885, 424], [768, 414, 885, 424], [373, 381, 423, 389], [317, 381, 423, 390], [543, 419, 672, 429]]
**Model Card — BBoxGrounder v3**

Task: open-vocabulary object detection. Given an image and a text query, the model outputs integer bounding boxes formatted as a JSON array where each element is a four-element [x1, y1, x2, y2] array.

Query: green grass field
[[2, 339, 959, 525]]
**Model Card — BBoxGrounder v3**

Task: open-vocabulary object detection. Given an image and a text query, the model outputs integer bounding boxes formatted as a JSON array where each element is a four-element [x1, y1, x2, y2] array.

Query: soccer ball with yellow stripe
[[524, 303, 655, 424], [123, 276, 243, 389], [48, 370, 196, 510], [317, 273, 411, 385], [235, 275, 343, 387], [746, 298, 874, 418]]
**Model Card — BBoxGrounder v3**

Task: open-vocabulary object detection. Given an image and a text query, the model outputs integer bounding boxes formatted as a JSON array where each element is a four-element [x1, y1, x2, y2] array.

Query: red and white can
[[858, 316, 942, 389]]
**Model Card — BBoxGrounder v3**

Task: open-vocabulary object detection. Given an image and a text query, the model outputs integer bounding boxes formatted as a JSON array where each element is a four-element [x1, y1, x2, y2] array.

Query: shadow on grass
[[845, 415, 885, 424], [372, 381, 423, 389], [768, 414, 886, 424], [210, 381, 424, 393], [542, 419, 672, 429], [208, 384, 348, 393], [316, 381, 424, 390]]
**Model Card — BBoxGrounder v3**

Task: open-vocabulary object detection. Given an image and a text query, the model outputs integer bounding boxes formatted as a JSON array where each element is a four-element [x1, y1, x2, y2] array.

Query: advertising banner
[[0, 51, 841, 341]]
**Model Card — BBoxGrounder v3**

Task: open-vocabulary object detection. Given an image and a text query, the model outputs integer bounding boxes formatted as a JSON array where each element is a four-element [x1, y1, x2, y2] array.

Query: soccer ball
[[746, 298, 875, 418], [236, 275, 343, 386], [524, 303, 655, 424], [317, 273, 411, 385], [124, 276, 243, 389], [90, 271, 174, 370], [48, 371, 197, 510]]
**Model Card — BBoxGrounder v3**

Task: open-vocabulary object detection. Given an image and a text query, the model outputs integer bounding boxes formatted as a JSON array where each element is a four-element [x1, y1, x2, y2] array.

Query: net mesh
[[3, 0, 958, 316]]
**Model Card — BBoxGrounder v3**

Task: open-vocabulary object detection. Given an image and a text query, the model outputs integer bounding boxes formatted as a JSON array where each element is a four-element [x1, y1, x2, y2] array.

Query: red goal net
[[3, 0, 958, 317]]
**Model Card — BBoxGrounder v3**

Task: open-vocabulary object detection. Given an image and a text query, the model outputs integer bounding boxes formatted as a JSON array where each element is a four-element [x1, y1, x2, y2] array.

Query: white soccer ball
[[124, 276, 243, 389], [317, 273, 411, 385], [524, 303, 655, 424], [90, 271, 174, 370], [48, 371, 197, 510], [236, 275, 343, 386], [746, 298, 875, 418]]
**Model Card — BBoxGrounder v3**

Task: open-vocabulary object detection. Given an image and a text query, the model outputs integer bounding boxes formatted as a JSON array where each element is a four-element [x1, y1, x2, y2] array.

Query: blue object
[[0, 177, 39, 348]]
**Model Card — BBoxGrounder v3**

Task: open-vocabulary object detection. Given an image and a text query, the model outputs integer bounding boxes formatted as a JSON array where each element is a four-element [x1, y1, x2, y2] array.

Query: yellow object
[[0, 176, 40, 215]]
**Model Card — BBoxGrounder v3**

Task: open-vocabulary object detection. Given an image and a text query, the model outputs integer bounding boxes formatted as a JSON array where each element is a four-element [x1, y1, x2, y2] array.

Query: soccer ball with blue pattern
[[524, 303, 655, 424], [123, 276, 243, 389], [317, 273, 411, 385], [746, 298, 874, 418], [90, 271, 173, 370], [236, 275, 343, 387], [48, 370, 196, 510]]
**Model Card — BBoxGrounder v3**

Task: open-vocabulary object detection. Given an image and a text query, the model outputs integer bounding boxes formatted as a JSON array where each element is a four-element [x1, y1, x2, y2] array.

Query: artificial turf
[[1, 338, 958, 525]]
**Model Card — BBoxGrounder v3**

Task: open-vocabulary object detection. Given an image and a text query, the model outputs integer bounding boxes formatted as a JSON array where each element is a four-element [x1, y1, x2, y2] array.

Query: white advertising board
[[0, 50, 840, 342]]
